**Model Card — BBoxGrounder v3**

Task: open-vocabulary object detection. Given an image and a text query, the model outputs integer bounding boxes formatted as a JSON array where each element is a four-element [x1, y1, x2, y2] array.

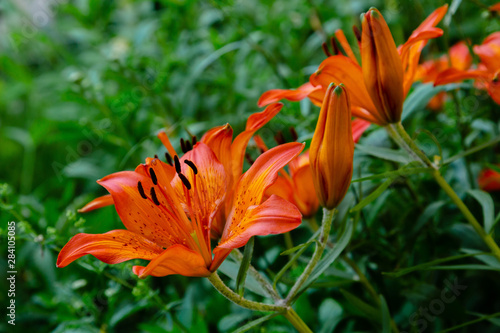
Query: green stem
[[283, 308, 314, 333], [386, 122, 500, 262], [208, 272, 285, 312], [285, 208, 336, 304]]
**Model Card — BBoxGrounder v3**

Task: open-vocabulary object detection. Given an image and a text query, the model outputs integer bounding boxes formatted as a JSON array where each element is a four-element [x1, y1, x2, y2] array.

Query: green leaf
[[231, 313, 280, 333], [461, 248, 500, 269], [355, 144, 410, 163], [467, 189, 495, 233], [218, 260, 269, 297], [350, 178, 394, 213], [299, 220, 353, 294], [402, 83, 461, 119], [236, 237, 254, 296], [340, 289, 380, 322], [280, 240, 314, 256], [383, 252, 490, 277], [318, 299, 343, 333], [379, 295, 391, 333], [351, 167, 431, 183]]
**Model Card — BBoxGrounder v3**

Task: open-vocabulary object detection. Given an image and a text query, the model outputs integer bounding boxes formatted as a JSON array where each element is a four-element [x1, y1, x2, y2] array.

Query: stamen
[[185, 140, 192, 152], [180, 138, 187, 154], [353, 25, 362, 42], [330, 36, 341, 55], [150, 187, 160, 205], [321, 42, 332, 57], [165, 152, 173, 166], [154, 154, 159, 159], [179, 173, 192, 190], [184, 160, 198, 174], [289, 127, 298, 142], [191, 135, 197, 145], [245, 153, 254, 165], [149, 168, 158, 185], [174, 155, 181, 173], [274, 131, 285, 145], [137, 181, 147, 199]]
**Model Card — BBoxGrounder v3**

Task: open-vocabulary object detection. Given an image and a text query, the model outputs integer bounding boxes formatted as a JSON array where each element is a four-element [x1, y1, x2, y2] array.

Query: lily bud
[[309, 83, 354, 209], [361, 8, 404, 124]]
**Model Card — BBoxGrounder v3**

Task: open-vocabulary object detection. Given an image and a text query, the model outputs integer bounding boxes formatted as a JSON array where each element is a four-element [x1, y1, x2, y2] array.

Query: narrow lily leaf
[[355, 144, 410, 163], [461, 248, 500, 269], [218, 259, 269, 297], [299, 220, 353, 294], [351, 167, 431, 183], [412, 201, 446, 234], [429, 264, 500, 271], [236, 237, 254, 296], [444, 135, 500, 165], [340, 289, 380, 322], [380, 295, 391, 333], [402, 83, 461, 120], [232, 313, 281, 333], [274, 240, 316, 290], [468, 311, 500, 327], [437, 312, 500, 333], [467, 189, 495, 233], [383, 252, 490, 277], [350, 178, 394, 212], [280, 240, 314, 256]]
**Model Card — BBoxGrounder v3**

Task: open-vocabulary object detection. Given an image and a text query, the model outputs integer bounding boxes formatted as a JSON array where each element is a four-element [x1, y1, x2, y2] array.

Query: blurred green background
[[1, 0, 500, 332]]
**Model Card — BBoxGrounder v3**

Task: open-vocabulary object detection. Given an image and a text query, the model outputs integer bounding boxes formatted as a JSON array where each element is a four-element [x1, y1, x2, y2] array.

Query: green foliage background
[[1, 0, 500, 332]]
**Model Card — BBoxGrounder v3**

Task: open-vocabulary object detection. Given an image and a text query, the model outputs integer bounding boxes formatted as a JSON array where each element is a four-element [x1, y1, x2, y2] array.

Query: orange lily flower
[[414, 41, 472, 110], [435, 32, 500, 105], [258, 5, 448, 125], [57, 141, 304, 278], [478, 166, 500, 192], [79, 103, 284, 239], [310, 83, 354, 209], [490, 3, 500, 14]]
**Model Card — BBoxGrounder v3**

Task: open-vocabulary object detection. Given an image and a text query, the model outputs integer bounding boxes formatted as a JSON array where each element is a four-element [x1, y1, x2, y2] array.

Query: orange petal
[[201, 124, 234, 186], [57, 229, 163, 268], [258, 82, 322, 107], [221, 142, 304, 243], [334, 29, 359, 65], [434, 68, 490, 86], [133, 244, 211, 278], [449, 41, 472, 71], [291, 164, 319, 218], [487, 76, 500, 105], [478, 167, 500, 192], [78, 194, 114, 213], [215, 195, 301, 251], [490, 3, 500, 13], [352, 118, 371, 143], [473, 32, 500, 72], [361, 8, 404, 124], [311, 55, 381, 124], [98, 171, 191, 248], [230, 103, 283, 182]]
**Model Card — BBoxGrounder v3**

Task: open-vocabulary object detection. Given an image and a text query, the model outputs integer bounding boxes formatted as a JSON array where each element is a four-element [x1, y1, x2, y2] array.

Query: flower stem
[[208, 272, 285, 312], [386, 122, 500, 262], [285, 208, 336, 304], [283, 308, 314, 333]]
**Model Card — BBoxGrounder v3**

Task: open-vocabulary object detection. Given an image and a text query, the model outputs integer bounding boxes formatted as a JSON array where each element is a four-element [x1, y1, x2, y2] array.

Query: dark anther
[[165, 152, 173, 166], [174, 155, 181, 173], [353, 25, 362, 42], [154, 154, 159, 159], [289, 127, 298, 142], [191, 135, 197, 145], [137, 181, 147, 199], [330, 36, 341, 55], [184, 160, 198, 174], [185, 140, 192, 152], [150, 187, 160, 205], [245, 153, 254, 165], [179, 173, 192, 190], [180, 138, 187, 154], [149, 168, 158, 185], [321, 42, 332, 57], [274, 131, 285, 145]]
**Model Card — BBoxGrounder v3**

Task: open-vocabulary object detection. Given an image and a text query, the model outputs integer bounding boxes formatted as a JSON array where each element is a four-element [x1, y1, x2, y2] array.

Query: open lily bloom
[[79, 103, 284, 239], [435, 32, 500, 105], [478, 166, 500, 192], [258, 5, 448, 125], [414, 41, 472, 110], [57, 141, 304, 278]]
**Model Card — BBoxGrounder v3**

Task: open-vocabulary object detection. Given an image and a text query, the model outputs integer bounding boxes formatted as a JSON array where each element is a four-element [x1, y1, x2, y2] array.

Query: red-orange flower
[[414, 41, 472, 110], [57, 141, 304, 278], [435, 32, 500, 105], [478, 167, 500, 192], [259, 5, 448, 125], [79, 103, 285, 239], [310, 83, 354, 209]]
